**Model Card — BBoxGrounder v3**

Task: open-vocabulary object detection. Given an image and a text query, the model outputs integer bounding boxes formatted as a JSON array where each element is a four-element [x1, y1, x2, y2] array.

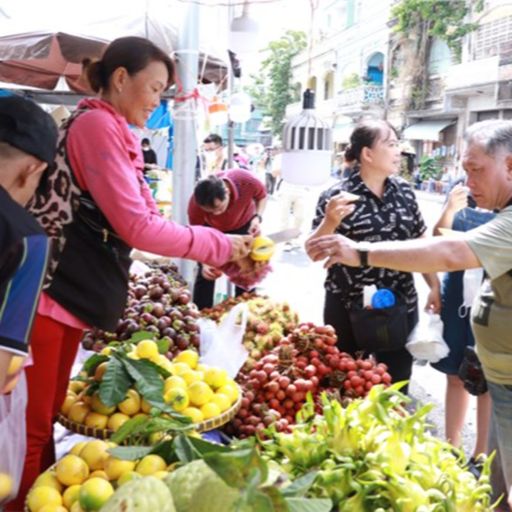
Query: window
[[324, 72, 334, 100], [474, 16, 512, 59], [428, 39, 452, 75]]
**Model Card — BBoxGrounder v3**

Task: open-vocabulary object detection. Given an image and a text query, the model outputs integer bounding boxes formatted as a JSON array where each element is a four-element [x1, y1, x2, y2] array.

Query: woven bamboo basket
[[56, 390, 242, 439]]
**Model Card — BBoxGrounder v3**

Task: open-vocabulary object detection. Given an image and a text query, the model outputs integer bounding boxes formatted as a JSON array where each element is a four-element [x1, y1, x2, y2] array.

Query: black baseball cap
[[0, 95, 58, 167]]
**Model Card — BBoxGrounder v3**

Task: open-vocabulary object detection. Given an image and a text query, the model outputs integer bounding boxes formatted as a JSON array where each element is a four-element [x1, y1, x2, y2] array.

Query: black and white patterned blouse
[[312, 167, 427, 313]]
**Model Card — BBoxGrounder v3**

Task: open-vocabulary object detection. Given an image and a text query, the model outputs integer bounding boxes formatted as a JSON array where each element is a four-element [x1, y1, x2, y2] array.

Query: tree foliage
[[247, 30, 307, 136]]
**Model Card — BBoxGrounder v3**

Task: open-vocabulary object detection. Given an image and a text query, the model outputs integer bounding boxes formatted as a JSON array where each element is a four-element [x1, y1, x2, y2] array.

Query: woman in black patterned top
[[306, 120, 441, 392]]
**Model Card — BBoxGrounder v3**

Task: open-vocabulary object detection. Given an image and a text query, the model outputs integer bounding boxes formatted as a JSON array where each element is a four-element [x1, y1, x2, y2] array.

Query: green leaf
[[119, 355, 165, 405], [83, 354, 109, 376], [285, 498, 333, 512], [150, 439, 177, 463], [108, 445, 153, 461], [99, 356, 132, 407], [281, 472, 318, 498], [128, 331, 157, 343], [85, 381, 100, 397], [172, 433, 231, 464], [203, 447, 268, 490], [110, 415, 149, 444], [156, 337, 171, 354], [259, 486, 289, 511]]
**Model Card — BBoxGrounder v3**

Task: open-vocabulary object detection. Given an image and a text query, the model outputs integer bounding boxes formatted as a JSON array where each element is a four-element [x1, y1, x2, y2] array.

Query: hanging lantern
[[208, 97, 228, 126], [281, 89, 333, 186], [229, 91, 252, 123]]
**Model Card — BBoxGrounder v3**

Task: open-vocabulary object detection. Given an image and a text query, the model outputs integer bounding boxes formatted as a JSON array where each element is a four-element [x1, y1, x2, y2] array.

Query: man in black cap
[[0, 95, 58, 393]]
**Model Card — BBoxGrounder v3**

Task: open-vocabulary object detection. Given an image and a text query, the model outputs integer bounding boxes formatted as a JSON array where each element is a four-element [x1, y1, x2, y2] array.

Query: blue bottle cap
[[371, 288, 396, 309]]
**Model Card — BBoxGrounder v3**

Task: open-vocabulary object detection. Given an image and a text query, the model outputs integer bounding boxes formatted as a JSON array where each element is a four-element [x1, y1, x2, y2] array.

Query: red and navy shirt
[[188, 169, 266, 232], [0, 187, 49, 355]]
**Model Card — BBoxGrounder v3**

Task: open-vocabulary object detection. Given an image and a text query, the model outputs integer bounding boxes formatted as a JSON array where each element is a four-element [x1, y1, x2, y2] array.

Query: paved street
[[258, 185, 478, 456]]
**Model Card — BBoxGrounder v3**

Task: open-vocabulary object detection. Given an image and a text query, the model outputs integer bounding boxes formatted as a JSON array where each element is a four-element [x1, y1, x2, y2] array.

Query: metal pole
[[172, 2, 199, 286], [227, 3, 235, 168]]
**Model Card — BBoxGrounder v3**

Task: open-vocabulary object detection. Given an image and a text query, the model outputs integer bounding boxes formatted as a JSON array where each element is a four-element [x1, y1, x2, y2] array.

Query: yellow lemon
[[169, 362, 190, 376], [94, 362, 109, 382], [187, 381, 214, 407], [163, 387, 189, 412], [104, 457, 136, 481], [0, 472, 13, 501], [100, 347, 112, 356], [181, 370, 202, 386], [70, 501, 85, 512], [135, 455, 166, 476], [27, 486, 63, 512], [107, 412, 130, 432], [203, 367, 229, 389], [69, 380, 87, 394], [33, 471, 62, 493], [79, 477, 114, 511], [118, 389, 141, 416], [200, 402, 221, 420], [70, 441, 88, 457], [117, 471, 141, 487], [196, 363, 208, 372], [88, 470, 109, 480], [62, 484, 81, 509], [127, 351, 139, 360], [217, 383, 239, 404], [163, 376, 187, 393], [79, 440, 110, 471], [38, 505, 67, 512], [90, 394, 116, 416], [60, 394, 78, 416], [55, 454, 89, 486], [84, 412, 109, 430], [211, 393, 231, 412], [182, 407, 204, 423], [136, 340, 160, 360], [174, 349, 199, 369], [68, 401, 90, 424]]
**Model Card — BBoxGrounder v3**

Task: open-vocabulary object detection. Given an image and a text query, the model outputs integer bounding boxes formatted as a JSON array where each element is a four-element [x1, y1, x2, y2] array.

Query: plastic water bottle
[[371, 288, 396, 309]]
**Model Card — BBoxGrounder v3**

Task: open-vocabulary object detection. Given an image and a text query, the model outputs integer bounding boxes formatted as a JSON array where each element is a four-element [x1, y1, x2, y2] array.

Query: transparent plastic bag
[[0, 372, 28, 505], [459, 268, 484, 318], [198, 302, 249, 378], [406, 310, 450, 363]]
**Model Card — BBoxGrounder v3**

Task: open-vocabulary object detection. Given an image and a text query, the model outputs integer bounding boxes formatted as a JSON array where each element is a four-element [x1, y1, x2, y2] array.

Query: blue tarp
[[146, 99, 174, 169]]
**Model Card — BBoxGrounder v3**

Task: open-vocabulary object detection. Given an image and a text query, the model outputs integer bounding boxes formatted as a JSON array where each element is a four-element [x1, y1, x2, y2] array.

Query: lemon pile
[[61, 343, 238, 431], [26, 439, 171, 512], [162, 349, 239, 423]]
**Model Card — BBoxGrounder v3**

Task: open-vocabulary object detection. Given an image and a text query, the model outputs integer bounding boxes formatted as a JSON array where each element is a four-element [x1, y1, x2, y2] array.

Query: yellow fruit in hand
[[187, 381, 214, 407], [33, 471, 62, 493], [79, 477, 114, 511], [204, 367, 229, 389], [79, 440, 110, 471], [174, 349, 199, 369], [200, 402, 221, 420], [117, 471, 141, 487], [164, 387, 189, 412], [136, 340, 159, 360], [182, 407, 204, 423], [27, 486, 63, 512], [62, 484, 81, 509], [0, 472, 13, 501], [118, 389, 141, 416], [55, 454, 89, 486], [84, 412, 109, 430], [211, 393, 231, 412], [217, 383, 239, 404], [104, 457, 136, 481], [250, 235, 275, 261], [107, 412, 130, 432], [163, 375, 187, 394], [90, 394, 116, 416], [68, 401, 91, 424], [135, 454, 166, 476]]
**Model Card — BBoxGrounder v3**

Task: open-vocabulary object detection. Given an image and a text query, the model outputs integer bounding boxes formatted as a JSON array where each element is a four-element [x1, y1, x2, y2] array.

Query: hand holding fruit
[[325, 192, 358, 226], [227, 234, 253, 262]]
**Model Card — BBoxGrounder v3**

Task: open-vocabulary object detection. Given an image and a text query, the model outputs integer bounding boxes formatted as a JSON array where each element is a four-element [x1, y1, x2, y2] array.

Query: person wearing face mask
[[9, 37, 253, 509], [306, 120, 441, 393], [141, 137, 158, 173], [188, 170, 267, 309], [202, 133, 227, 174]]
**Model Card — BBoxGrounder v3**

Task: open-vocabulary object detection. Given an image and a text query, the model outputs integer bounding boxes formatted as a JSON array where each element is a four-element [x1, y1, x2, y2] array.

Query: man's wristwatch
[[356, 243, 371, 267], [253, 213, 262, 223]]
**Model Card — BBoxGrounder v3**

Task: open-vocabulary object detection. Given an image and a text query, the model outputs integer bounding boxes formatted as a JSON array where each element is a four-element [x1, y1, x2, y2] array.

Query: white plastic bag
[[406, 311, 450, 363], [198, 302, 249, 378], [0, 372, 28, 505], [459, 267, 484, 318]]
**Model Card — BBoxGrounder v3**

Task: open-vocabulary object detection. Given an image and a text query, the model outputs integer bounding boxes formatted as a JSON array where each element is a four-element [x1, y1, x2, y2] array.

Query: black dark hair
[[203, 133, 223, 146], [344, 120, 398, 163], [141, 138, 150, 145], [85, 36, 175, 93], [194, 175, 227, 208]]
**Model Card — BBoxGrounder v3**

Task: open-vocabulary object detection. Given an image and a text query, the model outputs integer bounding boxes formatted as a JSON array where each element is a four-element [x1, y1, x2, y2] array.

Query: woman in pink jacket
[[9, 36, 252, 508]]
